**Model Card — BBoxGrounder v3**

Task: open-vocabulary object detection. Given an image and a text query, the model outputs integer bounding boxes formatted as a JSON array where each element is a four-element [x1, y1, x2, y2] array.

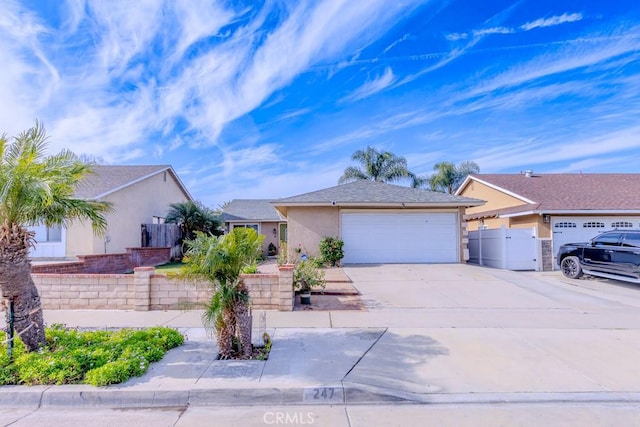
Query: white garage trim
[[551, 216, 640, 269], [341, 210, 459, 264]]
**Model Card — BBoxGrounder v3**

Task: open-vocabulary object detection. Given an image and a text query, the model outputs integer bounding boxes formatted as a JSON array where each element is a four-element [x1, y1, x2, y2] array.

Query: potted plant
[[267, 242, 277, 256], [293, 259, 326, 305]]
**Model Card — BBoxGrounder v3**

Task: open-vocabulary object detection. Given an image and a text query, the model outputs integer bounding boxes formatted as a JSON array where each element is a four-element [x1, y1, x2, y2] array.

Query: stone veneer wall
[[31, 247, 171, 274], [33, 264, 294, 311], [540, 239, 553, 272]]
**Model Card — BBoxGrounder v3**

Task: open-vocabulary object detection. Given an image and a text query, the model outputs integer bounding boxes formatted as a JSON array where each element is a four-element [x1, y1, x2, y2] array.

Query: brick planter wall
[[32, 264, 294, 311], [31, 247, 171, 274]]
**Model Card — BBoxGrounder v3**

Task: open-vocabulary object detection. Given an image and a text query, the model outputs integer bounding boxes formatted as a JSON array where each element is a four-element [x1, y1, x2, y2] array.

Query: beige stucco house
[[272, 180, 484, 264], [456, 172, 640, 270], [221, 199, 287, 256], [30, 165, 192, 258]]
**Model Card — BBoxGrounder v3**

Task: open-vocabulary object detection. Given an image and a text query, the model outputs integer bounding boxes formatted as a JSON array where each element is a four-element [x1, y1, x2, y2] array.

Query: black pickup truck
[[557, 230, 640, 283]]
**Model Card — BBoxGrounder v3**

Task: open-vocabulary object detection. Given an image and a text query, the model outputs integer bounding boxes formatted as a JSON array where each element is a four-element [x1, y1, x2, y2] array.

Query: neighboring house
[[272, 180, 484, 264], [29, 165, 192, 258], [456, 172, 640, 271], [221, 199, 287, 256]]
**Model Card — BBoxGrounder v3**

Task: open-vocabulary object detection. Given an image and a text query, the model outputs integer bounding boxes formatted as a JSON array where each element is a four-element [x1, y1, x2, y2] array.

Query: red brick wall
[[32, 247, 170, 274]]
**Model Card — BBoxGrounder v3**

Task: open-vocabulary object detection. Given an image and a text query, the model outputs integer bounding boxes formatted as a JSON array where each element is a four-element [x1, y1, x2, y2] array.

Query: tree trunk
[[0, 222, 46, 351], [234, 296, 252, 358], [217, 308, 236, 359]]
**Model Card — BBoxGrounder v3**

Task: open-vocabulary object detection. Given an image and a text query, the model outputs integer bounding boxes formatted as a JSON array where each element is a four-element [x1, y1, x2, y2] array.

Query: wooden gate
[[141, 224, 182, 259]]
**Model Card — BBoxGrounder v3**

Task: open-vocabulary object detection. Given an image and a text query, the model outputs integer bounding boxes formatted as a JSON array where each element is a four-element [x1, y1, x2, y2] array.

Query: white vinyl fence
[[468, 227, 539, 271]]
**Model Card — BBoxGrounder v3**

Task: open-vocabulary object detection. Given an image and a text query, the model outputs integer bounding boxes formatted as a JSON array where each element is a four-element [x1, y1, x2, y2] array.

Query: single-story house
[[29, 165, 192, 258], [456, 172, 640, 270], [272, 180, 484, 264], [221, 199, 287, 256]]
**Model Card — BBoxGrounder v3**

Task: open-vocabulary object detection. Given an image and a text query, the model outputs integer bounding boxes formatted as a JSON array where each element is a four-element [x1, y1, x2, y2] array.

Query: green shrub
[[319, 236, 344, 267], [0, 326, 184, 386], [293, 260, 326, 292], [242, 263, 258, 274]]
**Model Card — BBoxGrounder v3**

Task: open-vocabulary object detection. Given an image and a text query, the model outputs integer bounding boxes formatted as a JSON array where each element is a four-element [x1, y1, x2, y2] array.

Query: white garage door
[[551, 216, 640, 269], [341, 212, 458, 264]]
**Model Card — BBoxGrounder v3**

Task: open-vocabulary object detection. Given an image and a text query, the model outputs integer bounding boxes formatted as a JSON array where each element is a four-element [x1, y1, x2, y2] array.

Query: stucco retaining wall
[[33, 264, 294, 311]]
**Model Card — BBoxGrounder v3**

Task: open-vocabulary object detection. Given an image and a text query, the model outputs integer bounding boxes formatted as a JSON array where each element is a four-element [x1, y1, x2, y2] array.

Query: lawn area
[[154, 261, 185, 274]]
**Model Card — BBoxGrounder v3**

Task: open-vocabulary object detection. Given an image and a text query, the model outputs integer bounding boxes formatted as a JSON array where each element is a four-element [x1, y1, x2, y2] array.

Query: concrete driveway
[[288, 263, 640, 398]]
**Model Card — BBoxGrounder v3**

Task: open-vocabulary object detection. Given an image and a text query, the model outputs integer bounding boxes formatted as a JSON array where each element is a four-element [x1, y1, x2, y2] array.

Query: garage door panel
[[551, 216, 640, 269], [341, 212, 458, 264]]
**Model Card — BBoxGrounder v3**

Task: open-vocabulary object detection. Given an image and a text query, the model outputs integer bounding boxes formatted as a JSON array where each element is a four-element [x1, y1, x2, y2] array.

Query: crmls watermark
[[263, 411, 315, 425]]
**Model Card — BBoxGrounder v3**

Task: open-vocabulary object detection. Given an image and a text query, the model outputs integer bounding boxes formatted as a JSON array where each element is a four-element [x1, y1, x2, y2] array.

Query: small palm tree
[[176, 227, 264, 358], [339, 146, 411, 184], [165, 201, 221, 241], [0, 121, 110, 351]]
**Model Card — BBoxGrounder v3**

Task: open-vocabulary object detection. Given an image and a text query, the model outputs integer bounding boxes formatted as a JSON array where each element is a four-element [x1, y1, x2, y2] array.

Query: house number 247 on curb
[[303, 386, 342, 403]]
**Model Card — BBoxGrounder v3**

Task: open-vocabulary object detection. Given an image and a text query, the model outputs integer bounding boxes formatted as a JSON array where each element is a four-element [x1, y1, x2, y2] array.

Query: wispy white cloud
[[341, 67, 395, 103], [382, 33, 411, 54], [472, 26, 514, 37], [0, 0, 427, 162], [463, 28, 640, 99], [472, 125, 640, 172], [520, 13, 583, 31], [446, 12, 583, 43], [445, 32, 468, 41]]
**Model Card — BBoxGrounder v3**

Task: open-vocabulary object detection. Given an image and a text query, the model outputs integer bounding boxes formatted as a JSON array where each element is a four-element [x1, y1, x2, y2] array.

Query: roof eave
[[272, 201, 484, 208], [456, 175, 536, 204], [498, 209, 640, 219], [91, 166, 193, 201]]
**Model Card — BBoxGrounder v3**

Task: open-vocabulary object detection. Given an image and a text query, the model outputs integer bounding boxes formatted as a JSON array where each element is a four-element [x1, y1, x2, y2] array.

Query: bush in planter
[[319, 236, 344, 267], [293, 260, 326, 294]]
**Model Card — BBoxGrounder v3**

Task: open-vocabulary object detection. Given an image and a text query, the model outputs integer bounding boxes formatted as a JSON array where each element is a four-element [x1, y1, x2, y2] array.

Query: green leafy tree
[[175, 228, 264, 358], [339, 146, 412, 184], [165, 201, 222, 242], [0, 121, 110, 351], [429, 161, 480, 193]]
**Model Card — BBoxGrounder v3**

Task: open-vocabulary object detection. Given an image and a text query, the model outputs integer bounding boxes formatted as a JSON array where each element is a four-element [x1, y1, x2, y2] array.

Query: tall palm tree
[[429, 161, 457, 193], [339, 146, 411, 184], [429, 161, 480, 194], [176, 227, 264, 358], [0, 122, 110, 351]]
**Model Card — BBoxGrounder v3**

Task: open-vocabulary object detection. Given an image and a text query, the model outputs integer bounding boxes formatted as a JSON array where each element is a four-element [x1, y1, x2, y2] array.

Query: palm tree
[[339, 146, 411, 184], [429, 161, 457, 193], [165, 200, 222, 242], [0, 122, 110, 351], [176, 227, 264, 358], [429, 161, 480, 193]]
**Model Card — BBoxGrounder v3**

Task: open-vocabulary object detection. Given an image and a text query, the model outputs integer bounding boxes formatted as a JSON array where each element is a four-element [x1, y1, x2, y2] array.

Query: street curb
[[4, 383, 640, 408]]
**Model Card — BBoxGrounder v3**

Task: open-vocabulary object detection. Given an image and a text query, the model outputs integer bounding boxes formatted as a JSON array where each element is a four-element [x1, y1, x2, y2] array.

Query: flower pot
[[300, 291, 311, 305]]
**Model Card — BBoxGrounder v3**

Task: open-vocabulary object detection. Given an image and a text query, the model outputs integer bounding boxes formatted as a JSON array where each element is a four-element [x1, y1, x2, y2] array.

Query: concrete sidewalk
[[3, 308, 640, 409], [2, 264, 640, 410]]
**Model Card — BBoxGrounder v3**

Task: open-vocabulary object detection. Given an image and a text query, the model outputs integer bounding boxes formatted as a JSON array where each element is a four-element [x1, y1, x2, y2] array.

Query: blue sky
[[1, 1, 639, 208]]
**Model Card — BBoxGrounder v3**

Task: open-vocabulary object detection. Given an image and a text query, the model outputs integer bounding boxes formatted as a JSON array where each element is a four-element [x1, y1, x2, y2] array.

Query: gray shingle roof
[[273, 180, 484, 206], [74, 165, 191, 200], [222, 199, 284, 222], [467, 173, 640, 211]]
